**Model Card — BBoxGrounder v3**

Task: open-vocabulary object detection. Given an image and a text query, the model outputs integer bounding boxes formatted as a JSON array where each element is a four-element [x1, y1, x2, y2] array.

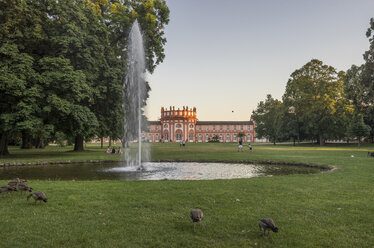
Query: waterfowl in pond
[[259, 218, 278, 236], [27, 192, 47, 204], [190, 209, 203, 230], [17, 183, 33, 195]]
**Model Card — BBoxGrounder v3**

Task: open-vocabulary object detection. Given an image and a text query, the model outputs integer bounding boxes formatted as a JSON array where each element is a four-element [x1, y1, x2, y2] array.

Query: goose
[[259, 218, 278, 236], [190, 209, 203, 230], [0, 185, 17, 197], [8, 178, 27, 187], [17, 183, 33, 195], [27, 192, 47, 204]]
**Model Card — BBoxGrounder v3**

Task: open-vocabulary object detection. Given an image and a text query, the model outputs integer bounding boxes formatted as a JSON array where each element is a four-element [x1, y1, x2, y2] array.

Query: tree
[[0, 1, 45, 153], [87, 0, 170, 146], [347, 114, 371, 147], [344, 18, 374, 143], [252, 94, 283, 145], [283, 59, 353, 145]]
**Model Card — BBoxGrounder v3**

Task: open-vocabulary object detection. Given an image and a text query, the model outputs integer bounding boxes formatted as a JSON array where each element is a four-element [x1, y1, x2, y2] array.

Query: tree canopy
[[0, 0, 169, 155]]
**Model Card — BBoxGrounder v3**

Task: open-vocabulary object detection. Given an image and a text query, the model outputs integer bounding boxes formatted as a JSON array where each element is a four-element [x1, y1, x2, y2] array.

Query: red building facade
[[145, 106, 259, 143]]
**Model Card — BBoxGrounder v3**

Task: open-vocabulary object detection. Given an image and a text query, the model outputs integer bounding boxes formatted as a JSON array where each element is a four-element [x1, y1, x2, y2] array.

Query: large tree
[[0, 0, 43, 154], [283, 59, 352, 145]]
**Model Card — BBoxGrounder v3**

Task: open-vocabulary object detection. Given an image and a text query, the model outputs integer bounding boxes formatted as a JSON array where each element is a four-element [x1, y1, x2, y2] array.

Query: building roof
[[196, 121, 253, 125], [148, 121, 253, 125]]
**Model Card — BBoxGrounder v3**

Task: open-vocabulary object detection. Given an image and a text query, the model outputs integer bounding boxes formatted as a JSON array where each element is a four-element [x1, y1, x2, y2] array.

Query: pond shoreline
[[0, 159, 333, 171]]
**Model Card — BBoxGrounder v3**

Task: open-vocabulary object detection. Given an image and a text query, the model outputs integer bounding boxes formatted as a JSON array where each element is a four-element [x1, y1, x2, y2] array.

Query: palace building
[[145, 106, 261, 143]]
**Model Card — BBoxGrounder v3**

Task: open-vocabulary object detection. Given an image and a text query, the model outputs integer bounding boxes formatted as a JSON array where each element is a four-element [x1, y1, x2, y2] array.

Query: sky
[[145, 0, 374, 121]]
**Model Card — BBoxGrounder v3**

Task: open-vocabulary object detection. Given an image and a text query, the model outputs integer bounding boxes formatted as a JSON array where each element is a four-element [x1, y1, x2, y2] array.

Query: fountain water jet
[[123, 20, 149, 170]]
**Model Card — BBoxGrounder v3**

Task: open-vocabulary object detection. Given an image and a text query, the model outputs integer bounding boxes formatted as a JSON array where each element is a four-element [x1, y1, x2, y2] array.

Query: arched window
[[226, 134, 230, 142], [247, 134, 251, 142]]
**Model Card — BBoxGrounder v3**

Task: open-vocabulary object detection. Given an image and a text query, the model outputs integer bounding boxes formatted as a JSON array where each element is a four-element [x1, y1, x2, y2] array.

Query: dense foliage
[[0, 0, 169, 154]]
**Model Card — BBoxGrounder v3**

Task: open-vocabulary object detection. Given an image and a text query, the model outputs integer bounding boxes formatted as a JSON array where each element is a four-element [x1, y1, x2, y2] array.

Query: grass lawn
[[1, 142, 374, 247]]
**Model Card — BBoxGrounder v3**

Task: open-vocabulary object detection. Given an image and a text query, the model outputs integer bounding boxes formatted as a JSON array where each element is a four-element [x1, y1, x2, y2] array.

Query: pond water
[[0, 162, 322, 181]]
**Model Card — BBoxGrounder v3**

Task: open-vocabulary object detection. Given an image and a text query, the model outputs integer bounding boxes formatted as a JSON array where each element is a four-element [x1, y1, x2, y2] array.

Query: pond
[[0, 162, 323, 181]]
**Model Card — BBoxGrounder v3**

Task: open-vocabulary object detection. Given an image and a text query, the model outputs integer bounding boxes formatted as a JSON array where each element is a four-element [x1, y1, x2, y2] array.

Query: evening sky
[[146, 0, 374, 121]]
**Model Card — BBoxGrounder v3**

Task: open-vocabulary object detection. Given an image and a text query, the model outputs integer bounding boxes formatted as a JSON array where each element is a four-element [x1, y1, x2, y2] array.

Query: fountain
[[123, 20, 149, 170]]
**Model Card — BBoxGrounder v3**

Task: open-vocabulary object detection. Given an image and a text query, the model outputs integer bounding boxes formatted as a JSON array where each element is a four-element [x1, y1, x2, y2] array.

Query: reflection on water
[[0, 162, 321, 181]]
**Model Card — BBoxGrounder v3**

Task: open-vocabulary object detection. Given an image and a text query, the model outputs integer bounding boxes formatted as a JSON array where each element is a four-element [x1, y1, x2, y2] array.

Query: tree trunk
[[319, 133, 325, 146], [100, 137, 104, 149], [35, 137, 45, 149], [293, 137, 296, 146], [0, 133, 9, 156], [21, 130, 32, 149], [74, 135, 84, 151], [108, 136, 112, 147]]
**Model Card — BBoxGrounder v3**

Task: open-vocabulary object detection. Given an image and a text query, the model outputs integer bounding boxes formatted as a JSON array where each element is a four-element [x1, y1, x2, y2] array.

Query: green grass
[[1, 143, 374, 247]]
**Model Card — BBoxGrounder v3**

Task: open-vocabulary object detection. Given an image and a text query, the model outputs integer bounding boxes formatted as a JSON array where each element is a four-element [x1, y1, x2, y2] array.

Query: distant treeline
[[0, 0, 169, 155]]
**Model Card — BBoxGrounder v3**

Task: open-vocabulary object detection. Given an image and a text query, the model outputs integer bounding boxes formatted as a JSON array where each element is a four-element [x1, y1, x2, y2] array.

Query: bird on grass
[[0, 185, 17, 197], [259, 218, 278, 236], [17, 183, 33, 195], [27, 192, 47, 204], [190, 209, 203, 231], [8, 178, 27, 187]]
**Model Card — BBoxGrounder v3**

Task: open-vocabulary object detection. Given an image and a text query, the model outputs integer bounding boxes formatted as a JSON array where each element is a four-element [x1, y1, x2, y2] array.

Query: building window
[[205, 134, 209, 142], [219, 135, 223, 142], [164, 133, 168, 142], [164, 124, 168, 128], [220, 125, 223, 130], [189, 124, 194, 128], [240, 126, 243, 130], [156, 134, 159, 142], [198, 134, 202, 142], [233, 135, 237, 142], [226, 134, 230, 142], [156, 126, 159, 130], [189, 134, 193, 142], [248, 126, 250, 130], [226, 126, 229, 130], [199, 126, 202, 131], [148, 134, 152, 142], [206, 126, 209, 131], [213, 126, 216, 131], [176, 133, 182, 141], [176, 124, 182, 128], [234, 125, 236, 130], [247, 134, 251, 142]]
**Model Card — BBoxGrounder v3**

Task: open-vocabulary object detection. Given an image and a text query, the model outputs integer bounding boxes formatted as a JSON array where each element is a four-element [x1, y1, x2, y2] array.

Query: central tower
[[160, 106, 197, 142]]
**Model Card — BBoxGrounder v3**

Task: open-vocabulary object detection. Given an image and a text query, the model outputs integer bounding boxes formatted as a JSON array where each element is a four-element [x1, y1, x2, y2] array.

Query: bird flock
[[0, 178, 47, 204], [189, 208, 278, 236], [2, 178, 277, 236]]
